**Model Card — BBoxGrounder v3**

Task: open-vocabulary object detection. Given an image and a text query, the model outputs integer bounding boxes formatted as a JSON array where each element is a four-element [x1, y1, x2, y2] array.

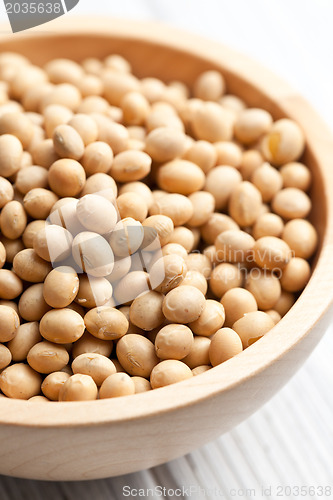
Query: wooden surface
[[0, 0, 333, 493]]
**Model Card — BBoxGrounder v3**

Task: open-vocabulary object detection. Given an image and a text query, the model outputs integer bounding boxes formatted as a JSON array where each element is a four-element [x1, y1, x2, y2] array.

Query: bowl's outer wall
[[1, 20, 333, 481]]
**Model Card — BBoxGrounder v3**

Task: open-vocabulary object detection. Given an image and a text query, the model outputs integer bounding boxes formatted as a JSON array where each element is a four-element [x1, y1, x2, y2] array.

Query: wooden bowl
[[1, 18, 333, 481]]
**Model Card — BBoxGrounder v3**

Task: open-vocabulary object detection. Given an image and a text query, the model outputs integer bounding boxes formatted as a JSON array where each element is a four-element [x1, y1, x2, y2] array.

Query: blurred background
[[0, 1, 333, 499]]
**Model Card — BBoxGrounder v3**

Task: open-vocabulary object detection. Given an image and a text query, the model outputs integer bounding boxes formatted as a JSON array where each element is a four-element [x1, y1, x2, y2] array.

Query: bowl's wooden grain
[[1, 18, 333, 481]]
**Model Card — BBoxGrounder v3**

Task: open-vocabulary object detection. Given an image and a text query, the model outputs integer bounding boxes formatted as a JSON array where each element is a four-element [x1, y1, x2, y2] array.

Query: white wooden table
[[0, 1, 333, 498]]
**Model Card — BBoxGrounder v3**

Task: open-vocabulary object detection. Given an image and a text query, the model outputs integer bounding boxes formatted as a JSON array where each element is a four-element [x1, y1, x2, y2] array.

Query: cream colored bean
[[31, 138, 59, 169], [27, 341, 69, 374], [53, 124, 85, 160], [0, 236, 24, 263], [43, 104, 73, 138], [274, 290, 295, 317], [280, 162, 311, 191], [132, 376, 152, 393], [215, 229, 255, 264], [93, 116, 128, 155], [0, 344, 12, 370], [201, 213, 239, 245], [161, 243, 188, 260], [0, 112, 33, 149], [23, 188, 58, 219], [18, 284, 51, 321], [228, 181, 262, 227], [110, 150, 151, 182], [239, 149, 264, 180], [145, 127, 187, 163], [149, 193, 193, 226], [81, 141, 113, 176], [80, 172, 117, 199], [193, 70, 225, 101], [185, 253, 212, 279], [116, 192, 148, 222], [142, 215, 174, 248], [245, 270, 281, 310], [118, 181, 154, 208], [33, 224, 73, 262], [109, 218, 143, 257], [0, 305, 19, 342], [183, 140, 217, 173], [157, 159, 205, 195], [45, 58, 83, 85], [253, 236, 291, 271], [59, 374, 98, 401], [72, 231, 114, 277], [189, 300, 225, 336], [72, 353, 116, 386], [41, 371, 70, 401], [234, 108, 272, 144], [150, 359, 193, 388], [76, 194, 118, 234], [68, 114, 99, 146], [280, 257, 311, 292], [129, 291, 165, 331], [0, 363, 42, 400], [214, 141, 242, 168], [162, 285, 205, 323], [209, 328, 243, 366], [15, 166, 49, 195], [205, 166, 242, 211], [0, 200, 27, 239], [84, 306, 128, 340], [261, 118, 305, 165], [192, 365, 211, 376], [0, 134, 23, 177], [272, 188, 311, 220], [191, 102, 233, 142], [210, 263, 243, 299], [13, 248, 52, 283], [265, 309, 282, 325], [282, 219, 317, 259], [99, 372, 135, 398], [72, 331, 113, 359], [182, 336, 211, 369], [233, 311, 275, 348], [106, 255, 132, 283], [75, 275, 112, 309], [150, 254, 187, 294], [7, 321, 41, 361], [121, 91, 150, 126], [251, 163, 283, 202], [43, 266, 79, 308], [0, 176, 14, 207], [155, 324, 193, 360], [180, 270, 208, 295], [116, 334, 159, 378], [221, 287, 258, 327], [41, 83, 81, 112], [0, 269, 23, 299], [48, 159, 86, 197], [253, 213, 284, 239], [40, 308, 85, 344], [114, 271, 150, 305], [0, 242, 5, 269]]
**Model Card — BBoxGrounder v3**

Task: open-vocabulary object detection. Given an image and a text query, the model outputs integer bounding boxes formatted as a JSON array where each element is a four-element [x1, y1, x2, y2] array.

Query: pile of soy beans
[[0, 52, 317, 402]]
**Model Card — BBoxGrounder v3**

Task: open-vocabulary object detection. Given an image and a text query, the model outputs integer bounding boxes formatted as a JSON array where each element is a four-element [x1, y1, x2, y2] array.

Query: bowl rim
[[1, 17, 333, 428]]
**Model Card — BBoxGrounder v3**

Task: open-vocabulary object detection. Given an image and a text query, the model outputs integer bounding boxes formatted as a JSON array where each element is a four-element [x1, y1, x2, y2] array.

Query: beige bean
[[0, 269, 23, 299], [0, 305, 19, 342], [53, 124, 85, 160], [15, 165, 49, 195], [68, 114, 99, 146], [72, 353, 116, 386], [215, 229, 255, 264], [0, 112, 33, 149], [192, 365, 211, 376], [13, 248, 52, 282], [31, 138, 59, 169], [280, 162, 311, 191], [116, 192, 148, 222], [0, 236, 24, 263], [0, 176, 14, 208], [168, 226, 194, 253], [228, 181, 262, 227], [0, 134, 23, 177], [161, 243, 188, 260], [253, 213, 284, 239], [142, 214, 174, 248], [221, 287, 258, 327], [282, 219, 317, 259], [43, 104, 73, 138], [0, 200, 27, 239], [118, 181, 154, 208], [191, 102, 233, 142], [41, 83, 81, 112], [210, 263, 243, 298], [72, 231, 114, 277], [81, 141, 113, 176], [233, 311, 275, 348], [149, 193, 193, 226], [120, 91, 150, 126], [41, 371, 70, 401], [272, 188, 311, 220], [205, 166, 242, 211], [116, 333, 159, 378], [209, 328, 243, 366], [189, 300, 225, 336], [214, 141, 242, 168], [274, 290, 295, 316], [59, 374, 98, 401], [114, 271, 150, 305], [99, 372, 135, 398], [23, 187, 58, 219], [129, 291, 165, 331], [155, 324, 193, 360], [150, 359, 193, 388], [251, 163, 283, 202], [72, 331, 113, 359], [106, 255, 132, 283], [76, 194, 118, 234], [261, 118, 305, 165], [252, 236, 291, 271], [110, 150, 151, 182], [40, 308, 85, 344], [0, 363, 42, 400], [162, 285, 205, 323], [149, 254, 187, 294], [183, 140, 217, 173], [182, 336, 211, 369], [18, 284, 51, 321], [109, 218, 143, 258], [43, 266, 79, 308], [193, 70, 225, 101], [185, 253, 212, 279], [0, 344, 12, 370], [45, 58, 83, 85], [75, 275, 112, 309], [93, 116, 128, 155], [80, 172, 117, 199], [280, 257, 311, 292], [265, 309, 282, 325], [245, 270, 281, 310], [157, 159, 205, 195], [234, 108, 272, 144], [0, 242, 5, 269], [180, 270, 208, 295], [33, 224, 73, 262], [27, 341, 69, 374], [84, 306, 128, 340], [7, 321, 41, 361], [145, 127, 187, 163], [201, 212, 239, 245], [239, 149, 264, 180], [48, 159, 86, 197], [132, 376, 152, 393]]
